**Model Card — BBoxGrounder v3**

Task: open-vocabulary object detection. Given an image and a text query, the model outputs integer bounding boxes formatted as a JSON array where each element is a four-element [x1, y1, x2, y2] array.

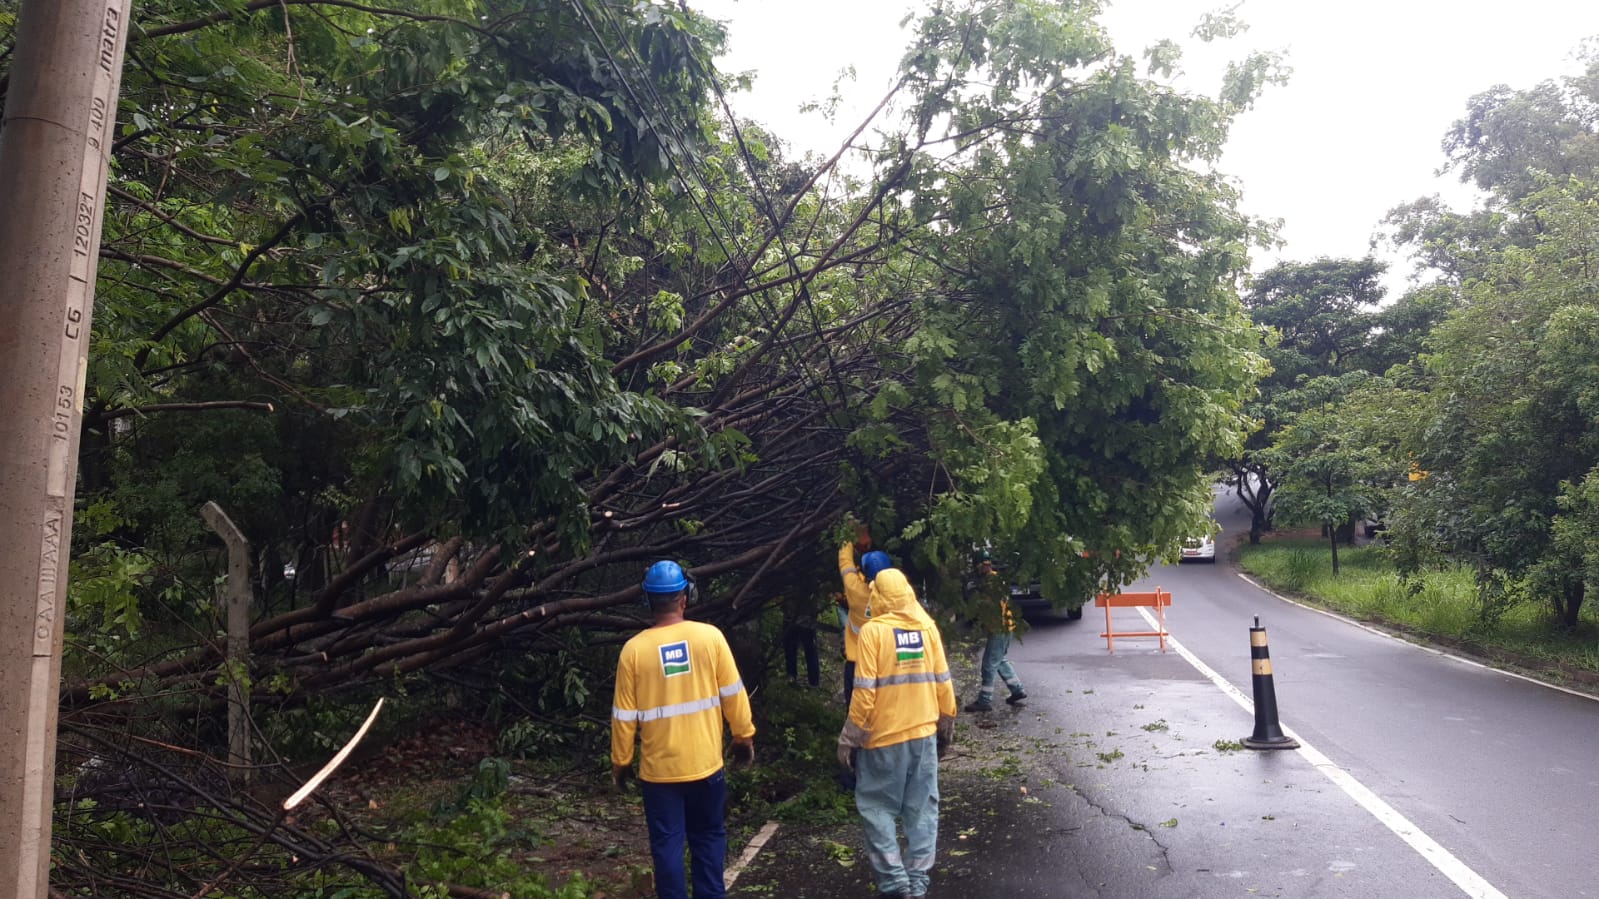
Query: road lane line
[[724, 819, 780, 889], [1136, 606, 1508, 899], [1236, 572, 1599, 704]]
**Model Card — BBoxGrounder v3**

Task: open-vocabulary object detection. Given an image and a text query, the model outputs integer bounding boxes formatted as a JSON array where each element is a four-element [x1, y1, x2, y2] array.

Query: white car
[[1179, 533, 1216, 563]]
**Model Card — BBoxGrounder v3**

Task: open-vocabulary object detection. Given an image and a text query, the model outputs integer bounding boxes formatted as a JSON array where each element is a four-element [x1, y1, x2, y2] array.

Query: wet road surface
[[728, 489, 1599, 897], [731, 625, 1462, 898]]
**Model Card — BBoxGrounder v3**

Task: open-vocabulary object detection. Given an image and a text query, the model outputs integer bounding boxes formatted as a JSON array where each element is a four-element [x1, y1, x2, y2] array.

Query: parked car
[[970, 544, 1093, 622], [1008, 582, 1086, 621], [1179, 532, 1216, 563]]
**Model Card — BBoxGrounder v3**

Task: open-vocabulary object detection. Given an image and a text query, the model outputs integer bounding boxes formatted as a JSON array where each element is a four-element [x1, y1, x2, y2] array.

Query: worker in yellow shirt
[[612, 561, 755, 899], [837, 557, 958, 899]]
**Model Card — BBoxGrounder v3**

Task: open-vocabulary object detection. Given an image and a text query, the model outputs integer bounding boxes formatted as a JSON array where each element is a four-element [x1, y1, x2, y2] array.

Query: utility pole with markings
[[0, 1, 131, 894]]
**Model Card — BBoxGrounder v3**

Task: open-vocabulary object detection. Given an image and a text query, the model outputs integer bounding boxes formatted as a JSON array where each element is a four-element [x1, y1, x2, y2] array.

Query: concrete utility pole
[[0, 1, 132, 895]]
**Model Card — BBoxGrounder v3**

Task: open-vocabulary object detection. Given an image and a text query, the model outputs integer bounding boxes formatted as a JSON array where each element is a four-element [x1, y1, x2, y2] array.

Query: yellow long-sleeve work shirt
[[838, 542, 872, 662], [611, 620, 755, 783], [847, 569, 957, 750]]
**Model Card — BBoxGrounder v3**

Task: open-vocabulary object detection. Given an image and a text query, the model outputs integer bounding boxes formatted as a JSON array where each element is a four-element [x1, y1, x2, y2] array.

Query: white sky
[[688, 0, 1599, 296]]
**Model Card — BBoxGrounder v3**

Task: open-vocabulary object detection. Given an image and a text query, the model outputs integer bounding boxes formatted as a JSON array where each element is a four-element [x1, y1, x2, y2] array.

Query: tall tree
[[1245, 257, 1387, 380], [1228, 257, 1388, 543], [1382, 49, 1599, 286], [1403, 178, 1599, 627], [1443, 60, 1599, 203], [1262, 373, 1390, 574], [866, 0, 1276, 602]]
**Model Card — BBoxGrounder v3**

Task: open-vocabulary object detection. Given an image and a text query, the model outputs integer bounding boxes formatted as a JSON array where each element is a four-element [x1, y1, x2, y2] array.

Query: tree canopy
[[2, 0, 1280, 893], [41, 0, 1276, 699], [1320, 48, 1599, 628]]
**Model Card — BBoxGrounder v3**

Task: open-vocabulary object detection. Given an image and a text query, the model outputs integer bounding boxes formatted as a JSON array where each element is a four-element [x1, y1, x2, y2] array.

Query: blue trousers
[[856, 735, 939, 897], [784, 625, 820, 686], [977, 632, 1023, 700], [640, 769, 727, 899]]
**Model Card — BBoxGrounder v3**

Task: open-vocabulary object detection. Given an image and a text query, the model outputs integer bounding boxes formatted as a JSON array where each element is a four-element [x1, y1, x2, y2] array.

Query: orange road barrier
[[1094, 588, 1171, 653], [1243, 617, 1299, 750]]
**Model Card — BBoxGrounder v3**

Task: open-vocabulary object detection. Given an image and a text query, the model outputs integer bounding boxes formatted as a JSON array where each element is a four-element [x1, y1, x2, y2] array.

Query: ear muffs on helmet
[[641, 560, 696, 608]]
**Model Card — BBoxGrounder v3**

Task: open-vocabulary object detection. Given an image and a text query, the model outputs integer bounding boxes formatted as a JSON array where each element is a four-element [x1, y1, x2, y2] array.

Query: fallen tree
[[15, 0, 1277, 892]]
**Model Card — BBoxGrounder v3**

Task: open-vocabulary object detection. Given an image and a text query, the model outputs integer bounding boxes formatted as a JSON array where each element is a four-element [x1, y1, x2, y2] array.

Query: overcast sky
[[688, 0, 1599, 296]]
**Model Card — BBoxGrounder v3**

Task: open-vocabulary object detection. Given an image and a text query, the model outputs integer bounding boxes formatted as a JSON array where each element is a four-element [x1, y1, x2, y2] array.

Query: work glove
[[611, 763, 633, 793], [837, 720, 869, 770], [936, 715, 956, 759], [732, 737, 755, 767]]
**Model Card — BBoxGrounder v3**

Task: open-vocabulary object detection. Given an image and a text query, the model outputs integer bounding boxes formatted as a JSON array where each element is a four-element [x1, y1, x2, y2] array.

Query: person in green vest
[[964, 550, 1026, 712]]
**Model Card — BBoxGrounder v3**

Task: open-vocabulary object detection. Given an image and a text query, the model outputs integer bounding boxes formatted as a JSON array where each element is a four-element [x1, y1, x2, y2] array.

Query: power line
[[568, 0, 852, 410]]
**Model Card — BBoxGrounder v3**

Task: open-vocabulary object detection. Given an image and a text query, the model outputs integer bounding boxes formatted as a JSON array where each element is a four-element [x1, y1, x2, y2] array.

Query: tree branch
[[140, 212, 306, 354], [134, 0, 493, 42], [89, 401, 276, 424]]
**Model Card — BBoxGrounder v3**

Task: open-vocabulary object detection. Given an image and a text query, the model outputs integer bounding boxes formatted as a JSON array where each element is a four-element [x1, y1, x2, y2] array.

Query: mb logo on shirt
[[659, 640, 692, 678], [893, 628, 925, 664]]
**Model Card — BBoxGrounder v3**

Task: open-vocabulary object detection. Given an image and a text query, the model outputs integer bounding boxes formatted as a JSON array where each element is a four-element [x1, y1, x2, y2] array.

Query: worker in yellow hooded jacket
[[837, 556, 957, 899], [836, 521, 874, 705]]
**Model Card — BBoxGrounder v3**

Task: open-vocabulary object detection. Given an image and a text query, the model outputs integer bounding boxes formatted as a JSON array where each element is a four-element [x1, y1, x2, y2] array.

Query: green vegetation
[[1240, 539, 1599, 676], [980, 755, 1026, 780], [7, 0, 1599, 891], [1233, 47, 1599, 634], [5, 0, 1290, 889]]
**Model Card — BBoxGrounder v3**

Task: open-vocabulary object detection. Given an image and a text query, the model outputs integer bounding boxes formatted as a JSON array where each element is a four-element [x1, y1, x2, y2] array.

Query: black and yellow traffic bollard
[[1243, 616, 1299, 750]]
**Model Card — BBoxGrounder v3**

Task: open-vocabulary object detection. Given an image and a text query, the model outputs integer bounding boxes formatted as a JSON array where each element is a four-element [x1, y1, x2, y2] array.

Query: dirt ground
[[310, 640, 1001, 898], [313, 718, 657, 897], [721, 646, 1053, 899]]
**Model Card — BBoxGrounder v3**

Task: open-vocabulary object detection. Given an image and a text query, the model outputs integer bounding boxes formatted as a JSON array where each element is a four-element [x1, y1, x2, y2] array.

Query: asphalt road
[[729, 488, 1599, 897], [1126, 486, 1599, 898]]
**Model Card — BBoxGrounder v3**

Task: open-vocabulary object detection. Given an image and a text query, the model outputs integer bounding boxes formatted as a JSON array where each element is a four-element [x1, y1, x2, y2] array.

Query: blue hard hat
[[642, 560, 689, 595], [861, 551, 892, 582]]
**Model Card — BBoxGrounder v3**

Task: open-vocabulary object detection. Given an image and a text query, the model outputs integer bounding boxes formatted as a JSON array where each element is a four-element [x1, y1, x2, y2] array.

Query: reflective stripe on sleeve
[[853, 671, 949, 690], [719, 680, 745, 698], [612, 694, 721, 723]]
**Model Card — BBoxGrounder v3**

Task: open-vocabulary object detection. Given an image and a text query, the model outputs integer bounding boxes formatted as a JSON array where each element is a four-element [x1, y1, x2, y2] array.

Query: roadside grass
[[1237, 538, 1599, 681]]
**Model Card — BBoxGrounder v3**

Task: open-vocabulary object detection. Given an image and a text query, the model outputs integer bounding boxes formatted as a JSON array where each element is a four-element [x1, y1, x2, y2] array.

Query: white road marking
[[1136, 606, 1508, 899], [724, 819, 781, 889]]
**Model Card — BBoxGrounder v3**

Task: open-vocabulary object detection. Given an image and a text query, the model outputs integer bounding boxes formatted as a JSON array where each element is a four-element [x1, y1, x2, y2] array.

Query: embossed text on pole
[[0, 1, 133, 895]]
